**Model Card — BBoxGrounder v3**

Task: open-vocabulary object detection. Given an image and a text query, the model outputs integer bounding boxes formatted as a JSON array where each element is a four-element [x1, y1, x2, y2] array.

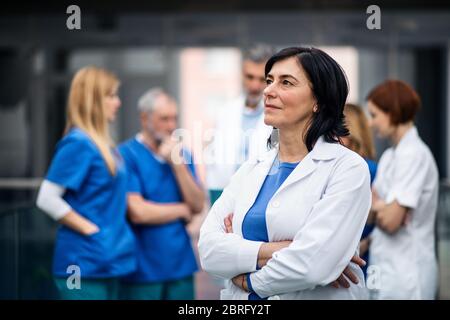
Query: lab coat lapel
[[234, 148, 277, 232], [274, 136, 339, 195], [275, 153, 318, 196]]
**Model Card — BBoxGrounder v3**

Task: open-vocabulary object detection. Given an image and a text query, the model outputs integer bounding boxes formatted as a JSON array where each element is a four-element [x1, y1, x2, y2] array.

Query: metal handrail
[[0, 178, 42, 190]]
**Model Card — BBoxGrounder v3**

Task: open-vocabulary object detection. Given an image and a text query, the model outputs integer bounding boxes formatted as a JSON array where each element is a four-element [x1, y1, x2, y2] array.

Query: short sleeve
[[118, 144, 143, 194], [46, 135, 95, 192], [126, 165, 143, 194], [388, 150, 428, 209]]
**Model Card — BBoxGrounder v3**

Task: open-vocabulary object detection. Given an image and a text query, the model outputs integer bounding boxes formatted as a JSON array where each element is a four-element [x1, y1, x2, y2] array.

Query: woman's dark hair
[[265, 47, 349, 151]]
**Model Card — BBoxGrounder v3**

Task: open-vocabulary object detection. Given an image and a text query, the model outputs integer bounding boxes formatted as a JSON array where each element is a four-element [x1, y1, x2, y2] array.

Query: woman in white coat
[[367, 80, 439, 299], [198, 47, 372, 300]]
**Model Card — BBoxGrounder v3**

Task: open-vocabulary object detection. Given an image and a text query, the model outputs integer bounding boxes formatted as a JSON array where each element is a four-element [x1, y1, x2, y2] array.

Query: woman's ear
[[313, 104, 319, 113]]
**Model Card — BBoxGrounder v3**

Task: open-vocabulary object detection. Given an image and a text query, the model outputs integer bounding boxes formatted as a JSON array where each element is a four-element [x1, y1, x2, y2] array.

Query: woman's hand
[[176, 203, 193, 224], [225, 213, 365, 289], [371, 188, 386, 213], [330, 255, 366, 288], [83, 222, 100, 236], [231, 273, 249, 292], [59, 211, 100, 236], [359, 237, 370, 256], [224, 213, 234, 233]]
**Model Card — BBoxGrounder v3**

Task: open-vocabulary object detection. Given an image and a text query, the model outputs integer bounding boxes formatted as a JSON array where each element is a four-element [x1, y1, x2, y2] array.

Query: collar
[[256, 135, 341, 163], [135, 133, 166, 164], [395, 126, 419, 152]]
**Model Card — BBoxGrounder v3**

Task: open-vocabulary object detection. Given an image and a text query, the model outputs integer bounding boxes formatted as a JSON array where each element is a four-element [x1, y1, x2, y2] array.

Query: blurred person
[[36, 66, 136, 300], [367, 80, 439, 299], [206, 44, 274, 205], [342, 103, 378, 278], [199, 47, 371, 300], [118, 88, 205, 300]]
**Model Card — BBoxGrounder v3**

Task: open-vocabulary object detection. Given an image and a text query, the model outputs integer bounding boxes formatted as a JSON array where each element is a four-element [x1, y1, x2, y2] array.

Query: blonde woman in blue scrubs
[[36, 66, 136, 299]]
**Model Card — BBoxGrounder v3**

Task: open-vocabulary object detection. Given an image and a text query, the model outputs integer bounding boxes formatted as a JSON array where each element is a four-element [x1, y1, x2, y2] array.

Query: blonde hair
[[64, 66, 119, 175], [343, 103, 376, 160]]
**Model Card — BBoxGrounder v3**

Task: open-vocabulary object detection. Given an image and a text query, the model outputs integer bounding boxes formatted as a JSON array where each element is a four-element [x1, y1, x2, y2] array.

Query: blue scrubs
[[46, 127, 136, 279], [361, 158, 378, 277], [242, 158, 299, 300], [118, 137, 198, 284]]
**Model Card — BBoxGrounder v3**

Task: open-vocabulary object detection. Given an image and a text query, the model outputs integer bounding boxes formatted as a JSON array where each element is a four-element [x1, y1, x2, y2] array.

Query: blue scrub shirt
[[118, 137, 198, 283], [242, 158, 299, 300], [46, 127, 136, 278]]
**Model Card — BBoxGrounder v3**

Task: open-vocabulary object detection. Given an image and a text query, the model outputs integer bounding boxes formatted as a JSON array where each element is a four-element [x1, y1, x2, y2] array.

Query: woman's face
[[104, 85, 121, 122], [367, 100, 394, 138], [263, 57, 316, 130]]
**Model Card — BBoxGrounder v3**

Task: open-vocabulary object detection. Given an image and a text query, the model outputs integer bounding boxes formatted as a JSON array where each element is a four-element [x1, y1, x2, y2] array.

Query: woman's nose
[[263, 83, 276, 98]]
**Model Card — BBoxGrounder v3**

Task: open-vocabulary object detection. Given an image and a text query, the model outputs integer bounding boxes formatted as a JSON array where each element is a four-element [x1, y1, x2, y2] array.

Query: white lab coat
[[199, 136, 372, 300], [205, 95, 272, 190], [369, 126, 439, 300]]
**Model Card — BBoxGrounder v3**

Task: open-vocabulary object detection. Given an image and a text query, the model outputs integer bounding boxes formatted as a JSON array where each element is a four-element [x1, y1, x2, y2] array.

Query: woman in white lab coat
[[198, 47, 372, 300], [367, 80, 439, 299]]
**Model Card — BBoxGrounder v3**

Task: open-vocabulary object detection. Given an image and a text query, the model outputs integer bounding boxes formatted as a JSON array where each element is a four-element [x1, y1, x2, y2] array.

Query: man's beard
[[146, 124, 168, 147], [245, 93, 262, 107]]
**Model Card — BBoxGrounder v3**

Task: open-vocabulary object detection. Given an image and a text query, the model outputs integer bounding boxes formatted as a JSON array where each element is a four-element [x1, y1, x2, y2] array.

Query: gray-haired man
[[118, 88, 205, 299]]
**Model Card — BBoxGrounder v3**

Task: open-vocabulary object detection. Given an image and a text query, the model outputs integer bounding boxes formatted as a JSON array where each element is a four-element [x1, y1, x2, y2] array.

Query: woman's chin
[[264, 115, 277, 127]]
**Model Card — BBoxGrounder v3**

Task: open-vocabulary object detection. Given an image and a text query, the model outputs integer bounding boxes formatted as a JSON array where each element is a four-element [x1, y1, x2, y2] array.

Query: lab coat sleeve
[[387, 150, 428, 209], [198, 162, 264, 279], [249, 155, 371, 298]]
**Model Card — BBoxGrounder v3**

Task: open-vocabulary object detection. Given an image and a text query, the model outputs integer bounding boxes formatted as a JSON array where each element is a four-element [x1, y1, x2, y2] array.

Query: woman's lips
[[265, 104, 281, 110]]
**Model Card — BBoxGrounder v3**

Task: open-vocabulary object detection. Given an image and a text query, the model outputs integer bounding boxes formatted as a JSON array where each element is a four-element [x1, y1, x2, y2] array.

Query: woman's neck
[[390, 122, 413, 147], [278, 125, 309, 163]]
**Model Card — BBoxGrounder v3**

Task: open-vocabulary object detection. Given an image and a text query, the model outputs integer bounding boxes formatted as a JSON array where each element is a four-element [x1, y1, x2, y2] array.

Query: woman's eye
[[265, 79, 272, 85], [282, 80, 292, 86]]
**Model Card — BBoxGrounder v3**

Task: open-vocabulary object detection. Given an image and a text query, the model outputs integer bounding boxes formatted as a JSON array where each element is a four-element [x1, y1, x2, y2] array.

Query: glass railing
[[0, 181, 59, 299], [0, 180, 449, 299]]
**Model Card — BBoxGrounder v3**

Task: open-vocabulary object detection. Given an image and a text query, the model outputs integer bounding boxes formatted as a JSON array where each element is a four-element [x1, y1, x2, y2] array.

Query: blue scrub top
[[242, 158, 299, 300], [118, 137, 199, 283], [46, 127, 136, 279], [361, 158, 378, 277], [366, 158, 378, 185]]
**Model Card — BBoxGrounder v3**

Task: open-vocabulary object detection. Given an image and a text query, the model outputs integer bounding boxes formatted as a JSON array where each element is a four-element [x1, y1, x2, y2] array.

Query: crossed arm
[[199, 157, 371, 298], [371, 189, 410, 235], [223, 213, 366, 292]]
